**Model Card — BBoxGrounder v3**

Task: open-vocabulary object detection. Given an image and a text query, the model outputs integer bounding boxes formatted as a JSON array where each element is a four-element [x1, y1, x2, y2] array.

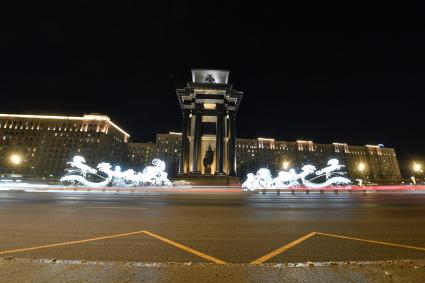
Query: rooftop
[[0, 113, 130, 137]]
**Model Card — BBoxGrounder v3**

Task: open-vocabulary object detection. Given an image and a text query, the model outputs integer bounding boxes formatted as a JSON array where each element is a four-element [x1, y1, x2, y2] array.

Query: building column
[[215, 105, 225, 175], [228, 112, 237, 176], [191, 104, 202, 174], [179, 109, 190, 174]]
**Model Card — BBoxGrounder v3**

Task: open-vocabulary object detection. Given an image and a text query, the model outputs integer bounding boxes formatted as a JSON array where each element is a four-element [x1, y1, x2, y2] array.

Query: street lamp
[[10, 154, 22, 166], [9, 153, 22, 175], [412, 162, 423, 184], [357, 162, 366, 186], [413, 162, 422, 173], [282, 160, 290, 170]]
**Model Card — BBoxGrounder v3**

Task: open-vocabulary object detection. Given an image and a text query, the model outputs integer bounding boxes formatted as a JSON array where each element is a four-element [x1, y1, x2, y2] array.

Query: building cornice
[[0, 113, 130, 138]]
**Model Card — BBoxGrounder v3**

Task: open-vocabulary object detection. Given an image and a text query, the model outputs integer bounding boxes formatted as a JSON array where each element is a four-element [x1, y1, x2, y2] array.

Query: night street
[[3, 1, 425, 281], [1, 190, 424, 264]]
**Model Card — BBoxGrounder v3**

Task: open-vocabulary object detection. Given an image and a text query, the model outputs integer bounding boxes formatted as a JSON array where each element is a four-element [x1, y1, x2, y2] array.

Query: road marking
[[250, 232, 317, 264], [83, 206, 147, 210], [142, 230, 227, 264], [0, 230, 147, 255], [0, 229, 225, 264], [317, 232, 425, 251]]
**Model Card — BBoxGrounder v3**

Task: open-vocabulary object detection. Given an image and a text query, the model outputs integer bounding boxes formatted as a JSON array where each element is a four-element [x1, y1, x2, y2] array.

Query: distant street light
[[282, 161, 290, 170], [412, 162, 423, 184], [9, 153, 23, 175], [413, 162, 422, 173], [10, 154, 22, 166], [357, 162, 366, 186]]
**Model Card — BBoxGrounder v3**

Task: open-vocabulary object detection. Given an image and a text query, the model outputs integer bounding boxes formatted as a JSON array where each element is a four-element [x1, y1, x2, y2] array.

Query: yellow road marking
[[317, 232, 425, 251], [250, 232, 317, 264], [0, 230, 226, 264], [83, 206, 147, 210], [0, 230, 147, 255], [5, 228, 420, 265], [142, 230, 227, 264]]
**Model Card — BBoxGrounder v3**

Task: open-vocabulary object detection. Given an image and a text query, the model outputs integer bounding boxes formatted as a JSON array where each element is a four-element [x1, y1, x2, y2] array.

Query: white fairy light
[[60, 156, 172, 187], [242, 159, 351, 190]]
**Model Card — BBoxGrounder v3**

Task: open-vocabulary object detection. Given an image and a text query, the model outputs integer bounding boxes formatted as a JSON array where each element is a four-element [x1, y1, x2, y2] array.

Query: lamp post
[[9, 153, 22, 175], [412, 162, 423, 185], [358, 162, 366, 186]]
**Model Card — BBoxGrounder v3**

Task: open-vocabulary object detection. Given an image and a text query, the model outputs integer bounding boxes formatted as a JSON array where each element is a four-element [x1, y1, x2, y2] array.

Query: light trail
[[1, 182, 425, 193]]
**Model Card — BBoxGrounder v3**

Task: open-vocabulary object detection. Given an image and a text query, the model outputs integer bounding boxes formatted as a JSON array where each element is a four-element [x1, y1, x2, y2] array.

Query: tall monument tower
[[176, 69, 243, 178]]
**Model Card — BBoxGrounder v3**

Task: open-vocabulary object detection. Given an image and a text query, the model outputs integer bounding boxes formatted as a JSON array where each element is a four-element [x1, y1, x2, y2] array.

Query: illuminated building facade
[[131, 133, 401, 183], [127, 133, 182, 175], [128, 142, 155, 169], [0, 112, 401, 183], [0, 113, 129, 178], [155, 133, 182, 176], [236, 138, 401, 183]]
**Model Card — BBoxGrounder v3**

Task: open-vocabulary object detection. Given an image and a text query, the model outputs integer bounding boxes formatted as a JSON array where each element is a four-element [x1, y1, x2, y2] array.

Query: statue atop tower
[[205, 73, 216, 83]]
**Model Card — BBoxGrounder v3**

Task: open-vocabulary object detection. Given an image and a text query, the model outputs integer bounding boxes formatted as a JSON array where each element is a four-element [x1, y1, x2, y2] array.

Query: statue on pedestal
[[205, 73, 216, 83], [203, 145, 215, 174]]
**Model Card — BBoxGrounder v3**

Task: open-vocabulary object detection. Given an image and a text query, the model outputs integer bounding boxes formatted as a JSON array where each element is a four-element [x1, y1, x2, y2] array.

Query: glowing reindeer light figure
[[66, 156, 97, 177], [315, 159, 344, 179], [297, 165, 316, 185], [141, 159, 172, 187], [242, 159, 352, 191], [255, 168, 274, 189], [60, 156, 172, 187], [242, 173, 256, 191], [241, 168, 273, 190], [272, 169, 299, 188], [304, 159, 351, 188], [60, 159, 110, 187]]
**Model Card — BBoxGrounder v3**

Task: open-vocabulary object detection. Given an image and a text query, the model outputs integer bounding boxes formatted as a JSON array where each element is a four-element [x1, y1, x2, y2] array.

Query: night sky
[[1, 1, 424, 175]]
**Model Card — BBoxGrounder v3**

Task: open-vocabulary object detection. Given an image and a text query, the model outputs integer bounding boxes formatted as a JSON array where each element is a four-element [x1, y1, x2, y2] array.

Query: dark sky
[[1, 1, 424, 175]]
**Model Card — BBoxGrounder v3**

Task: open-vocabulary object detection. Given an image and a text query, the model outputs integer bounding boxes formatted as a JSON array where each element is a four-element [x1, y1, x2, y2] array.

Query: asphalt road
[[1, 190, 425, 264]]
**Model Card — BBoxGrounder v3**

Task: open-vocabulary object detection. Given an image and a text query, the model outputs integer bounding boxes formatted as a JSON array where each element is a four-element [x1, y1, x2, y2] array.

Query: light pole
[[412, 162, 423, 185], [358, 162, 366, 186], [9, 153, 22, 176]]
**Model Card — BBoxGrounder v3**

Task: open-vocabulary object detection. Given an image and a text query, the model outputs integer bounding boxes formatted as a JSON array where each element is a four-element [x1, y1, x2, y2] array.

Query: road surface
[[1, 190, 424, 265]]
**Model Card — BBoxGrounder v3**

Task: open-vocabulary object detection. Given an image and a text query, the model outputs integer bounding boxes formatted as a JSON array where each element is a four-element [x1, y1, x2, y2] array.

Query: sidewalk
[[1, 257, 424, 282]]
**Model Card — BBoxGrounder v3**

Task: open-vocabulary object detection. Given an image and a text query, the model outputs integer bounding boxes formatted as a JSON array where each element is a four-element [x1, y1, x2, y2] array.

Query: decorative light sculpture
[[60, 156, 172, 187], [242, 159, 351, 191]]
